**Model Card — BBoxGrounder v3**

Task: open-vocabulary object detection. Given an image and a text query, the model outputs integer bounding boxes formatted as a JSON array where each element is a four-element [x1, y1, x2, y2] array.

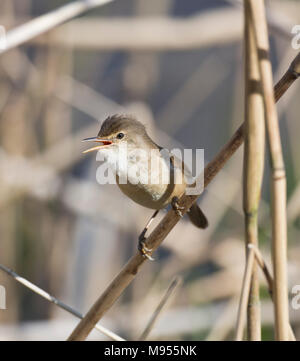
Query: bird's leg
[[138, 210, 159, 261], [171, 196, 185, 218]]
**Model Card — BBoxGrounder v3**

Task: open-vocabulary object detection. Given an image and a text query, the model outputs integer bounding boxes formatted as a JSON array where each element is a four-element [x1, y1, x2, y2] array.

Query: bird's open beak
[[82, 137, 113, 154]]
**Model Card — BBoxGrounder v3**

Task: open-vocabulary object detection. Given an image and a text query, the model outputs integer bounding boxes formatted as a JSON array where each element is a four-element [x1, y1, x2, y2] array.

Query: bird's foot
[[171, 196, 184, 218], [138, 236, 155, 261]]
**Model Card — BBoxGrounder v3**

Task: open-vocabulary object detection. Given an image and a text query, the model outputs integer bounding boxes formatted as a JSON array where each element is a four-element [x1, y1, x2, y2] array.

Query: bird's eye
[[117, 132, 124, 139]]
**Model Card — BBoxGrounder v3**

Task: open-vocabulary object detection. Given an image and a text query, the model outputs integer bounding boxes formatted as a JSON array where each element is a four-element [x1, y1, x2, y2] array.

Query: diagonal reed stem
[[138, 276, 182, 341], [0, 263, 125, 341], [0, 0, 115, 54]]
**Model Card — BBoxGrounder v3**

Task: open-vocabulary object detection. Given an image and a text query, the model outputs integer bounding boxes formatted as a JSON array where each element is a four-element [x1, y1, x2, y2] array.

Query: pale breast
[[116, 153, 186, 210]]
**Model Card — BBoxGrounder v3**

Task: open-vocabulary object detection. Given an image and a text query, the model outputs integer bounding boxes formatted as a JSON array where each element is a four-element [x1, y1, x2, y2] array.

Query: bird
[[82, 114, 208, 259]]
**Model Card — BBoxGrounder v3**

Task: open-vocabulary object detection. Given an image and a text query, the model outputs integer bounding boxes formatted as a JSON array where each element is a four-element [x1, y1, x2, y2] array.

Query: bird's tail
[[187, 203, 208, 229]]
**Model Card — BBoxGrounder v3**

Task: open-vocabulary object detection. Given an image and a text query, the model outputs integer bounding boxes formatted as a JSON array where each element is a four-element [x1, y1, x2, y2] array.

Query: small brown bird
[[83, 114, 208, 259]]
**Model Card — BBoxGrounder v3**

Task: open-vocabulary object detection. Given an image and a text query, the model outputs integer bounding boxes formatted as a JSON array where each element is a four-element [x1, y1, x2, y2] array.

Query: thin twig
[[235, 244, 255, 341], [249, 0, 289, 340], [243, 0, 264, 340], [0, 0, 115, 54], [251, 246, 273, 296], [138, 276, 182, 341], [67, 52, 300, 341], [0, 263, 125, 341]]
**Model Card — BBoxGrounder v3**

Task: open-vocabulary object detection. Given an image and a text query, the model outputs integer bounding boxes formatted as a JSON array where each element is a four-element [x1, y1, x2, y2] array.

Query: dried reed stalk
[[67, 53, 300, 341], [243, 0, 265, 340], [249, 0, 289, 340]]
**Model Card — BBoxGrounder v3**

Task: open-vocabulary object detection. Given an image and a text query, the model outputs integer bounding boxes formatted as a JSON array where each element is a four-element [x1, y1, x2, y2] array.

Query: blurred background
[[0, 0, 299, 341]]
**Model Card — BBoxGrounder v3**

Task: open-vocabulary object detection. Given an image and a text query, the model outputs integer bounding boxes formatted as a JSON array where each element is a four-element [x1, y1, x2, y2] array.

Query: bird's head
[[82, 114, 148, 154]]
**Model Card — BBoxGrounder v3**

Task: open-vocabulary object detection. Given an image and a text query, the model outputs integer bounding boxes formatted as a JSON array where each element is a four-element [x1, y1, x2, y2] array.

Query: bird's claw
[[138, 237, 155, 261], [171, 196, 184, 218]]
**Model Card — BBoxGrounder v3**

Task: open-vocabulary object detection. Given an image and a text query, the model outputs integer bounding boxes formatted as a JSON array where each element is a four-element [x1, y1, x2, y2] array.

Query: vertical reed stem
[[249, 0, 289, 340], [243, 0, 265, 340]]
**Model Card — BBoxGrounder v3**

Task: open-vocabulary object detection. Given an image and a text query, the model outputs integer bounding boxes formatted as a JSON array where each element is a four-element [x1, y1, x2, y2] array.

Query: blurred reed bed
[[0, 0, 299, 340]]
